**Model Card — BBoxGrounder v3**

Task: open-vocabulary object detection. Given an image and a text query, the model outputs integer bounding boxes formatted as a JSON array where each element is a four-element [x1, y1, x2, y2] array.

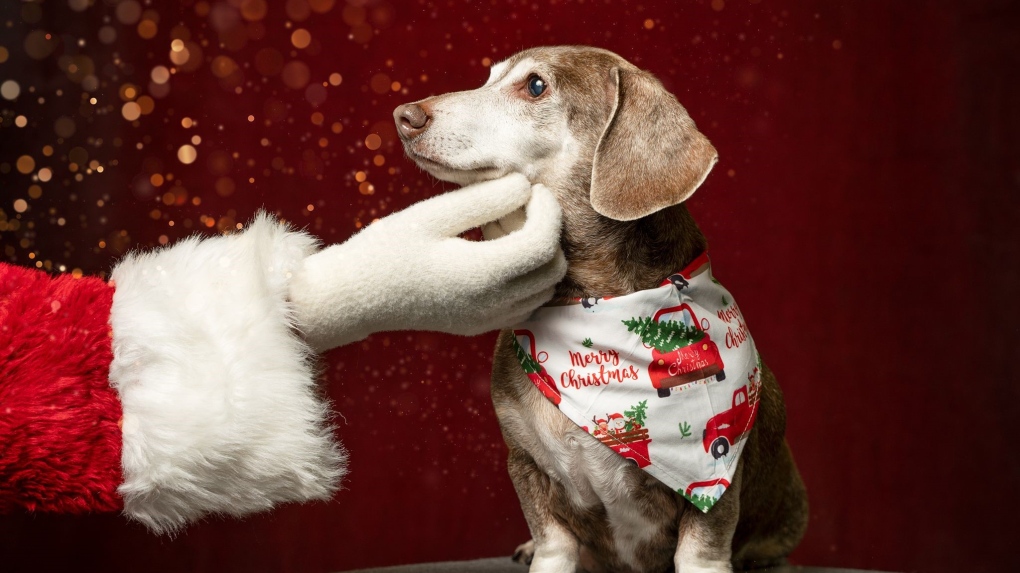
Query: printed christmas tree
[[512, 337, 543, 375], [624, 400, 648, 432], [684, 492, 717, 512], [622, 316, 704, 353]]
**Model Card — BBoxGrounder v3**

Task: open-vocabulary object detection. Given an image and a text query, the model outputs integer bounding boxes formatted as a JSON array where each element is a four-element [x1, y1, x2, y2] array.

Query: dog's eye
[[527, 75, 547, 97]]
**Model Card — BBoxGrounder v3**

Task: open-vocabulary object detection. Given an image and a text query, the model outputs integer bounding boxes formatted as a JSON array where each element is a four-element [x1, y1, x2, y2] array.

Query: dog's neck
[[554, 201, 707, 300]]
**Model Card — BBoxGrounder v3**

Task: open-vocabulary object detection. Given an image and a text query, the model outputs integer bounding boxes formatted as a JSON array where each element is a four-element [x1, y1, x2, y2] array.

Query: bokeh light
[[137, 19, 158, 40], [54, 117, 76, 138], [115, 1, 141, 25], [0, 80, 20, 100], [291, 29, 312, 49], [137, 95, 155, 115], [98, 25, 116, 44], [16, 155, 35, 174], [151, 66, 170, 84], [211, 55, 239, 78], [24, 30, 57, 60], [281, 61, 311, 89], [241, 0, 269, 21], [121, 102, 141, 121], [177, 144, 197, 165]]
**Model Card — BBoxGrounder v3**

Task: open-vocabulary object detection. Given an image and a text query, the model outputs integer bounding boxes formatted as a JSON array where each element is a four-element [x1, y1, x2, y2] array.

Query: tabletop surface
[[340, 557, 896, 573]]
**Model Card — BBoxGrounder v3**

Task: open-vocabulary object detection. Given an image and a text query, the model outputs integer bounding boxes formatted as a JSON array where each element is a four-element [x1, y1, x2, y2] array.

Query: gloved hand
[[289, 173, 566, 352]]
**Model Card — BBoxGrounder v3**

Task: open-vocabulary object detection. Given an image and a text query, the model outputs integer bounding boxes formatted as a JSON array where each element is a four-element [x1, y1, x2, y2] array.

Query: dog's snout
[[394, 103, 431, 140]]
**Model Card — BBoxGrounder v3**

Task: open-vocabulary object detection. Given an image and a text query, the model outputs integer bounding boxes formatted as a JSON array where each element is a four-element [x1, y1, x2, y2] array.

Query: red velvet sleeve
[[0, 262, 123, 513]]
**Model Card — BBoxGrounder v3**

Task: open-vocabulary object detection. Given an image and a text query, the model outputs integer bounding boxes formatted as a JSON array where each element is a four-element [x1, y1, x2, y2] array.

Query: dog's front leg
[[507, 448, 582, 573], [674, 464, 742, 573]]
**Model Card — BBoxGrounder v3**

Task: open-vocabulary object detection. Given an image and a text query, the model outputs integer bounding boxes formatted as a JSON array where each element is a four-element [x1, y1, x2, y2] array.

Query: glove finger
[[499, 248, 567, 300], [480, 206, 526, 240], [454, 183, 563, 278], [499, 286, 560, 326], [448, 285, 558, 336], [393, 173, 532, 237], [458, 251, 566, 332]]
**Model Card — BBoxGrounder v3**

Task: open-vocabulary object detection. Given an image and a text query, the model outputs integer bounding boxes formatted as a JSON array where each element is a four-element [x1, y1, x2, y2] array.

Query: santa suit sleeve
[[0, 214, 345, 533]]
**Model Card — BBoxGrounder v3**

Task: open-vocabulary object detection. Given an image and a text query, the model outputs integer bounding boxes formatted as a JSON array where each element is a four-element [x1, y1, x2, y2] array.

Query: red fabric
[[0, 262, 123, 513]]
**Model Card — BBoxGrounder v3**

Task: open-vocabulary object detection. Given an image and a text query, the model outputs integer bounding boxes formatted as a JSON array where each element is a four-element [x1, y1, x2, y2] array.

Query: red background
[[1, 1, 1018, 572]]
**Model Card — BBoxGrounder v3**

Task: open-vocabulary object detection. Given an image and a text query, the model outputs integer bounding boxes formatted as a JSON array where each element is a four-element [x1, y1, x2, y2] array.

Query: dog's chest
[[512, 393, 668, 568]]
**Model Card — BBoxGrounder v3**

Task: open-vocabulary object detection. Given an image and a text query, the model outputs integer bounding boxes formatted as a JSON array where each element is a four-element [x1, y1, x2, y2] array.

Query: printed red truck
[[648, 304, 726, 398], [702, 385, 759, 459], [513, 329, 561, 405], [685, 478, 730, 499], [598, 429, 652, 468]]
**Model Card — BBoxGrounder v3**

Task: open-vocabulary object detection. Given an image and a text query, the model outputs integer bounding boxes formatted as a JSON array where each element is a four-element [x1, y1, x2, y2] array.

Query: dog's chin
[[437, 167, 508, 186], [406, 149, 508, 186]]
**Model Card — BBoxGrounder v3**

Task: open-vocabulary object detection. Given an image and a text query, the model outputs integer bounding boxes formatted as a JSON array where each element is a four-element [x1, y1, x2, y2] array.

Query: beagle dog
[[394, 46, 808, 573]]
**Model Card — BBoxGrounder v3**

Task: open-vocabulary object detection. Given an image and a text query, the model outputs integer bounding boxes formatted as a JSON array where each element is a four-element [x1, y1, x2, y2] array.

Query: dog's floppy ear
[[590, 67, 719, 221]]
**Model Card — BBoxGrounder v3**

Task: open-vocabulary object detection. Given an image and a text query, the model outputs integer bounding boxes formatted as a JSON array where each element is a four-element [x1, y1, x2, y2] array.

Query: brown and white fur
[[394, 46, 808, 573]]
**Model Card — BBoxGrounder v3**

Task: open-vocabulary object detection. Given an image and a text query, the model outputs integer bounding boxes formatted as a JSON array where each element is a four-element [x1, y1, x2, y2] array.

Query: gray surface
[[341, 557, 895, 573]]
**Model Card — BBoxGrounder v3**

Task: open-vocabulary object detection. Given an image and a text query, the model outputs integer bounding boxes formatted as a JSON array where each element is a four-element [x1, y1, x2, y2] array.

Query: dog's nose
[[394, 103, 431, 140]]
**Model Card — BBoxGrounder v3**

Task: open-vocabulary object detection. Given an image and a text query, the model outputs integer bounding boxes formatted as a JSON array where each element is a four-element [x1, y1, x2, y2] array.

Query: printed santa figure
[[607, 413, 628, 435], [0, 175, 565, 533]]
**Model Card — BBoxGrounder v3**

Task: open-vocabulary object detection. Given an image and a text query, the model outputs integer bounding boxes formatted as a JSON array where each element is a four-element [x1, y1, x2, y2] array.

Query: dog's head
[[394, 45, 718, 222]]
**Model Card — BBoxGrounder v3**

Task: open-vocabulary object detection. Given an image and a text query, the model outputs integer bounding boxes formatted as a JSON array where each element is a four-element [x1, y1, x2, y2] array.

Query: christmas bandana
[[512, 253, 762, 512]]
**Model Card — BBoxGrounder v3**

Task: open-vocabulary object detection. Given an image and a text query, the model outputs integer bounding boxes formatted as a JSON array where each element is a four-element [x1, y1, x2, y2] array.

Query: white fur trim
[[108, 212, 347, 533]]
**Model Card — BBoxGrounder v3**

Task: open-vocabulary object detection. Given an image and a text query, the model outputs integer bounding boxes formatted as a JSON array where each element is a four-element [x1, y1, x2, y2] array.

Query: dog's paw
[[511, 539, 536, 565]]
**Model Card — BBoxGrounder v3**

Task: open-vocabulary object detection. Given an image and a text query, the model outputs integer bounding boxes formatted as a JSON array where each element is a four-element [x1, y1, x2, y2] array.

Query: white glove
[[289, 173, 566, 352]]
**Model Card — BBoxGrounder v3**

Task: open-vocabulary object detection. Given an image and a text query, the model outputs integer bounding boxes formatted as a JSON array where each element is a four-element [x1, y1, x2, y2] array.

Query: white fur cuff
[[108, 213, 347, 533]]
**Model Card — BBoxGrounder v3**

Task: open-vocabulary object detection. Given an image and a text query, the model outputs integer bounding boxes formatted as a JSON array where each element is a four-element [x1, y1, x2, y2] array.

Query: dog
[[394, 46, 808, 573]]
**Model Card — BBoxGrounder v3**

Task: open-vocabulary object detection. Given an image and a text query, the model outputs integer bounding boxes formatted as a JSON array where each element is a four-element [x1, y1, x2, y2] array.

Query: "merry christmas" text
[[561, 349, 639, 388], [717, 304, 750, 349], [560, 364, 641, 389]]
